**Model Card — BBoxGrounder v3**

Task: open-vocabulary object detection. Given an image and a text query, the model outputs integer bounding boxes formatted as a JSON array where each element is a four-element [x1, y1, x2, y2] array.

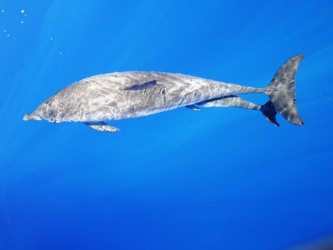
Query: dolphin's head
[[23, 96, 64, 123]]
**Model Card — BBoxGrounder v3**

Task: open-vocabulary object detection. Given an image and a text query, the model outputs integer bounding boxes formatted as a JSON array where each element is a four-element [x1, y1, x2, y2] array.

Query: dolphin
[[23, 54, 304, 132]]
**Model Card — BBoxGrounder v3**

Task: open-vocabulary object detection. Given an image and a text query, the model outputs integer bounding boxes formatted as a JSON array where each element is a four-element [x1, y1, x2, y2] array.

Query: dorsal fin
[[124, 80, 157, 91]]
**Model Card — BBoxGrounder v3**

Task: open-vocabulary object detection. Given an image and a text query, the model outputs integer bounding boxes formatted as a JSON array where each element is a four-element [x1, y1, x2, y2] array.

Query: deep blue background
[[1, 0, 333, 249]]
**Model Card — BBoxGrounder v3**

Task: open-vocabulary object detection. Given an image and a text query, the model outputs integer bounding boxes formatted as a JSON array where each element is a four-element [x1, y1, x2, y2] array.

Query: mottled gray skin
[[27, 72, 263, 122], [24, 54, 304, 131]]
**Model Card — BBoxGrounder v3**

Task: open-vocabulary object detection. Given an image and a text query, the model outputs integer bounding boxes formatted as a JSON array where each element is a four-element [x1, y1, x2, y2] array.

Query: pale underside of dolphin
[[24, 54, 304, 132]]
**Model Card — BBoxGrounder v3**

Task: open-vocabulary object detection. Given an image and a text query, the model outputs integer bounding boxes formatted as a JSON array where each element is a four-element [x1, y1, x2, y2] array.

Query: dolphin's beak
[[23, 113, 41, 121]]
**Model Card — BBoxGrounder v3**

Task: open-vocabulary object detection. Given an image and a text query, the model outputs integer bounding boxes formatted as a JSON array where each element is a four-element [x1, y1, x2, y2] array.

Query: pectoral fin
[[84, 122, 119, 132]]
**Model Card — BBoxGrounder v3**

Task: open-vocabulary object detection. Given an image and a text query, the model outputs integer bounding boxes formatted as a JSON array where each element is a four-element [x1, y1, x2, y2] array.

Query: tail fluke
[[260, 101, 279, 126], [263, 54, 304, 126]]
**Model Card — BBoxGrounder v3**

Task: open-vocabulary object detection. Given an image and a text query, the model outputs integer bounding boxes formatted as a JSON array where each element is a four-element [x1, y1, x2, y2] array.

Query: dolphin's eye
[[48, 110, 56, 119]]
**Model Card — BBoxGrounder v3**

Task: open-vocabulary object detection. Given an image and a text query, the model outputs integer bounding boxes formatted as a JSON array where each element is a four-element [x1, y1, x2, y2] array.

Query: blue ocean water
[[1, 0, 333, 249]]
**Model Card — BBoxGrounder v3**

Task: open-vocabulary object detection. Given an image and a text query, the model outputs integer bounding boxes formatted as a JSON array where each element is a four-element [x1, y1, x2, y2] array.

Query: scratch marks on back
[[159, 86, 167, 104]]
